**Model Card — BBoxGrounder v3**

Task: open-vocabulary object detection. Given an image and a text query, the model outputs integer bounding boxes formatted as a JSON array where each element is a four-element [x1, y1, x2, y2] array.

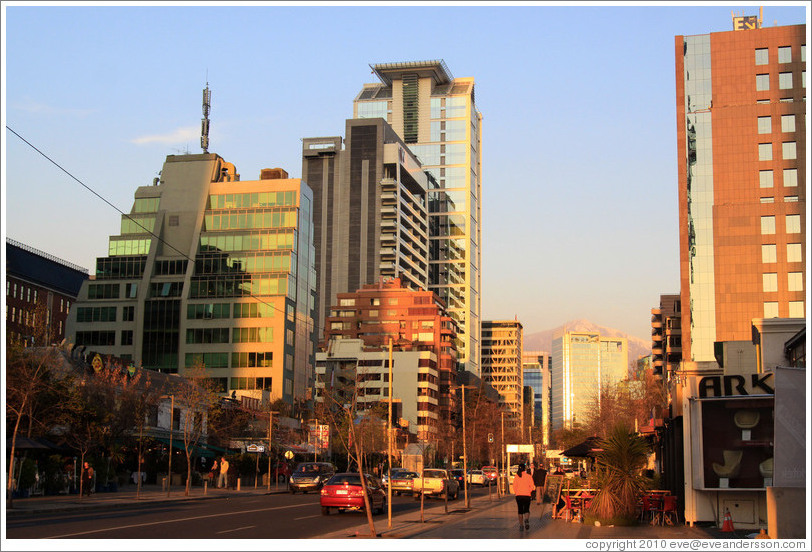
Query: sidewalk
[[317, 493, 736, 540], [4, 481, 287, 517]]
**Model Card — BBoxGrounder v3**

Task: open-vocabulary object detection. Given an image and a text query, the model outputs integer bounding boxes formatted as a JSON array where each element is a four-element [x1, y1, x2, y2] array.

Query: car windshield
[[327, 474, 361, 485], [297, 463, 322, 473], [393, 472, 417, 479]]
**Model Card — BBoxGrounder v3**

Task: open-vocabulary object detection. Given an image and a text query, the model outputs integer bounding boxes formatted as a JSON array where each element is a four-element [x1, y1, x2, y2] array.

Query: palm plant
[[587, 423, 649, 523]]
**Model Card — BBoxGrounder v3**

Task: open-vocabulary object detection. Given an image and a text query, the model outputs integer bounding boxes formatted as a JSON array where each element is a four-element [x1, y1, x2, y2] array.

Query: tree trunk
[[350, 417, 376, 537]]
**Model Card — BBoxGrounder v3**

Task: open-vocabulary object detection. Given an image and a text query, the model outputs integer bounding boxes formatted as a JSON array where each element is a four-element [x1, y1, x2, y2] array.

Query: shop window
[[700, 398, 774, 489]]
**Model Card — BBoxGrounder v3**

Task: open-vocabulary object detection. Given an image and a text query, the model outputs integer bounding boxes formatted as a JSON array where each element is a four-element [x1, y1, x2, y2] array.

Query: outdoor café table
[[560, 489, 597, 522]]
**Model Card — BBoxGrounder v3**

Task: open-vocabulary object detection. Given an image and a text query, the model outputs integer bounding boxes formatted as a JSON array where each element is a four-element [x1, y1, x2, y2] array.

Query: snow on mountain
[[523, 319, 650, 361]]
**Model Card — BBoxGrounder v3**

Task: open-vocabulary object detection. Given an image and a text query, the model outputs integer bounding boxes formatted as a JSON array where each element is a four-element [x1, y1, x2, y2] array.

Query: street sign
[[247, 444, 265, 453], [284, 450, 294, 460]]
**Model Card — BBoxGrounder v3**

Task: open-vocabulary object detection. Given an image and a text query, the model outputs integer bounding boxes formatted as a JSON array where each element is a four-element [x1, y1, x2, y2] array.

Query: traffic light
[[487, 433, 494, 443]]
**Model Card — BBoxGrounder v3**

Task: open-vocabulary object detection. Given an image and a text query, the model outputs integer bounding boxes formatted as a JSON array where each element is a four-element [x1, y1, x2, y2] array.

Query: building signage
[[246, 444, 265, 453], [733, 15, 759, 31], [698, 373, 774, 398]]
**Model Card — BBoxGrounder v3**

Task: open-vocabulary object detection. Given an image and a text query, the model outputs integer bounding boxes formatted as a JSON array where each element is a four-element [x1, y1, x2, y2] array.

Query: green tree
[[587, 423, 650, 523]]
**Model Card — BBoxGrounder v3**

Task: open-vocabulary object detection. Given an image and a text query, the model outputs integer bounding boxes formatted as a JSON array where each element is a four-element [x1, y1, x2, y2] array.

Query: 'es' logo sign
[[733, 16, 759, 30]]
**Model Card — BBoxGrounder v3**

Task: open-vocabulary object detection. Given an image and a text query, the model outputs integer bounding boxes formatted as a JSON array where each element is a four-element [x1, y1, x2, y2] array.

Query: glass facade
[[355, 63, 481, 375], [683, 35, 717, 362], [68, 154, 317, 406]]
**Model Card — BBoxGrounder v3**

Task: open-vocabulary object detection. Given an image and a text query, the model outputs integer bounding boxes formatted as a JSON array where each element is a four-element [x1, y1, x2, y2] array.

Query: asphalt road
[[5, 485, 494, 539]]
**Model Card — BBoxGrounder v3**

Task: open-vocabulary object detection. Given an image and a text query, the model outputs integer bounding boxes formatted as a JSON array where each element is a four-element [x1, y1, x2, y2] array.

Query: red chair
[[660, 495, 679, 526], [638, 495, 652, 523], [558, 494, 578, 522]]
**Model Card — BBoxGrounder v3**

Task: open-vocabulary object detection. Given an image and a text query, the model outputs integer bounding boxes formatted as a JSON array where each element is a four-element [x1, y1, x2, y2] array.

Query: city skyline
[[3, 2, 808, 342]]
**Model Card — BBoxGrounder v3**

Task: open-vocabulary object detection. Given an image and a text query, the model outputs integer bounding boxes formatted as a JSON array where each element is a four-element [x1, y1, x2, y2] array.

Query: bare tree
[[174, 363, 221, 496]]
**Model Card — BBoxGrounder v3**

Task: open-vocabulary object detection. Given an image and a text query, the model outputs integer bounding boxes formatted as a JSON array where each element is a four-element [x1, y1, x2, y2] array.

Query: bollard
[[162, 476, 167, 492], [237, 479, 240, 491], [204, 481, 208, 495]]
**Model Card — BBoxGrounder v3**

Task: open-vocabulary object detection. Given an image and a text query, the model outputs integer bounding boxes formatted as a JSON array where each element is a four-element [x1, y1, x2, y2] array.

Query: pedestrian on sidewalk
[[217, 456, 229, 489], [532, 460, 547, 505], [81, 462, 95, 496], [512, 463, 535, 531]]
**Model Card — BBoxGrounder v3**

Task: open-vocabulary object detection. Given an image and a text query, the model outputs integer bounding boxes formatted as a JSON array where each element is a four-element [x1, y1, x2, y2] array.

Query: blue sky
[[2, 2, 808, 342]]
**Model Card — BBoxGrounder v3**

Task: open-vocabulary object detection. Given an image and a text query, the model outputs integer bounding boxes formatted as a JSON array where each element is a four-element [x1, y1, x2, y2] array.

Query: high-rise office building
[[66, 155, 317, 406], [481, 320, 523, 429], [302, 118, 432, 338], [353, 60, 482, 376], [551, 330, 629, 431], [522, 350, 552, 447], [675, 23, 806, 364]]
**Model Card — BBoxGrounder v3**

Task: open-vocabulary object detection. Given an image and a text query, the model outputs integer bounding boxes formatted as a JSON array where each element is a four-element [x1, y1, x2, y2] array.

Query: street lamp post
[[267, 410, 278, 492], [387, 336, 393, 528], [167, 394, 174, 498], [460, 384, 476, 509]]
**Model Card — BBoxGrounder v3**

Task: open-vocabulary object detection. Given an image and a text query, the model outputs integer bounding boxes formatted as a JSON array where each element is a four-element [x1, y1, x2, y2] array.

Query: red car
[[320, 473, 387, 516], [482, 465, 498, 482]]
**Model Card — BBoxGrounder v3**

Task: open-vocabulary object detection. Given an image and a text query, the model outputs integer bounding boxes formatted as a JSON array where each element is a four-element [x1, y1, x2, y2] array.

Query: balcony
[[652, 345, 663, 356]]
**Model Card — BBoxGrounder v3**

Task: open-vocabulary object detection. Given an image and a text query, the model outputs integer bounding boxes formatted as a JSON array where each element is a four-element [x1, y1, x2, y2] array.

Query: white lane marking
[[216, 525, 255, 534], [45, 503, 313, 539], [293, 514, 320, 521]]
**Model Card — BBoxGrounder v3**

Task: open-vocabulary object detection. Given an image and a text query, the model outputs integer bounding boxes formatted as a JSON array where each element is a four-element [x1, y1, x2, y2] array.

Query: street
[[5, 485, 495, 539]]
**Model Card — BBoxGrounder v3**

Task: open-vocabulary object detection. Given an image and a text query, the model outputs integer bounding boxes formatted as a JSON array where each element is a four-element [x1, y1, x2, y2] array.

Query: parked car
[[389, 471, 419, 496], [381, 467, 408, 489], [481, 465, 498, 483], [320, 472, 387, 515], [450, 469, 466, 487], [467, 469, 487, 486], [412, 468, 459, 499], [289, 462, 336, 494]]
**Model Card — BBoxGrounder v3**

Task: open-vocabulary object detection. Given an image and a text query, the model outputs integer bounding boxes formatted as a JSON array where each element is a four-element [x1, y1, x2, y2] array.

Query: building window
[[802, 45, 806, 62], [757, 116, 771, 134], [781, 114, 796, 133], [123, 306, 135, 321], [786, 214, 801, 233], [779, 72, 793, 90], [121, 330, 134, 346], [762, 244, 777, 263], [782, 142, 796, 160], [785, 196, 798, 203], [783, 168, 798, 187], [761, 216, 776, 235], [763, 273, 778, 293], [760, 197, 774, 204], [755, 48, 769, 65], [339, 299, 355, 306], [756, 74, 770, 91], [759, 170, 773, 188], [764, 302, 779, 318], [787, 243, 803, 263], [788, 301, 804, 318], [778, 46, 792, 63], [758, 143, 772, 160], [788, 272, 804, 292]]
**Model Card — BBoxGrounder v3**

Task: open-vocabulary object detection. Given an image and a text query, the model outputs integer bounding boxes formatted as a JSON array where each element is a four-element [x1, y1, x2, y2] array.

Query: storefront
[[682, 371, 775, 529]]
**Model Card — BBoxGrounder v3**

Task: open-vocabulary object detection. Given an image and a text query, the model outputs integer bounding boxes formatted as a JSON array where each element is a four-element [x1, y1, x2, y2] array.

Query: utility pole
[[267, 410, 278, 492], [500, 411, 505, 496], [387, 336, 393, 529], [167, 394, 174, 498], [461, 384, 475, 509]]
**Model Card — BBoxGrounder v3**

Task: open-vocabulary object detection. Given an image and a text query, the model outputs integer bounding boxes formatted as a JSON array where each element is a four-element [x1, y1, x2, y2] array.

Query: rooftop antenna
[[201, 81, 211, 153]]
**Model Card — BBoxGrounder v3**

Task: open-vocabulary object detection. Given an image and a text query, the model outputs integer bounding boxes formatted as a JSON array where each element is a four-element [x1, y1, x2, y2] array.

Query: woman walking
[[512, 463, 535, 531]]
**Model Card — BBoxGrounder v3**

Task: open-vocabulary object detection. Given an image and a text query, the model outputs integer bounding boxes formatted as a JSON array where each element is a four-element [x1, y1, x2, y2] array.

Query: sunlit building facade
[[676, 23, 806, 364], [353, 60, 482, 376], [551, 330, 629, 431], [481, 320, 523, 430], [66, 155, 317, 406], [522, 350, 552, 448]]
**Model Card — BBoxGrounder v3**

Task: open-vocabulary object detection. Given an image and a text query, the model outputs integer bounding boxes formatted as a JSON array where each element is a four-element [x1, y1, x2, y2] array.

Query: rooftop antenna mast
[[201, 82, 211, 153]]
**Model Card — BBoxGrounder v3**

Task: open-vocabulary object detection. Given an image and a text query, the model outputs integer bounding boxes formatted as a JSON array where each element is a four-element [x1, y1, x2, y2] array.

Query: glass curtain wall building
[[676, 24, 806, 363], [353, 60, 482, 376], [67, 155, 317, 406]]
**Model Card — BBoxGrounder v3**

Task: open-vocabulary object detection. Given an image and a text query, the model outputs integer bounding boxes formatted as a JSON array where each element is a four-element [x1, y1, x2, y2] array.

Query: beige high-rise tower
[[353, 60, 482, 376]]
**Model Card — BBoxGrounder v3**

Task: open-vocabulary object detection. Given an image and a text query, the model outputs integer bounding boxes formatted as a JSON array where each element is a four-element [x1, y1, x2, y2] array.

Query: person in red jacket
[[512, 463, 535, 531]]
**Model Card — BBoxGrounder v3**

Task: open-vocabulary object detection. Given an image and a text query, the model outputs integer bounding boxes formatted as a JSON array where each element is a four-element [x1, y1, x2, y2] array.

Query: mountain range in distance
[[522, 319, 651, 361]]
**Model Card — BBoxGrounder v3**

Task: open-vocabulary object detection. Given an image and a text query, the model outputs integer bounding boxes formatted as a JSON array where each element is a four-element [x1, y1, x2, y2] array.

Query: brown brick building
[[675, 23, 806, 363], [321, 277, 459, 427]]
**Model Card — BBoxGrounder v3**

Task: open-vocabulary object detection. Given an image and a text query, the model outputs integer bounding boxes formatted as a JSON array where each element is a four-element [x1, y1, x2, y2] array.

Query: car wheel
[[337, 508, 344, 514], [302, 491, 307, 494], [290, 490, 296, 494], [377, 498, 387, 515], [321, 506, 330, 516], [413, 492, 420, 500]]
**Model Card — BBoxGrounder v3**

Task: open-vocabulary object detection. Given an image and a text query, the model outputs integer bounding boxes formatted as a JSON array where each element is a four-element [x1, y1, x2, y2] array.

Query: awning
[[154, 438, 217, 458], [562, 436, 603, 458]]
